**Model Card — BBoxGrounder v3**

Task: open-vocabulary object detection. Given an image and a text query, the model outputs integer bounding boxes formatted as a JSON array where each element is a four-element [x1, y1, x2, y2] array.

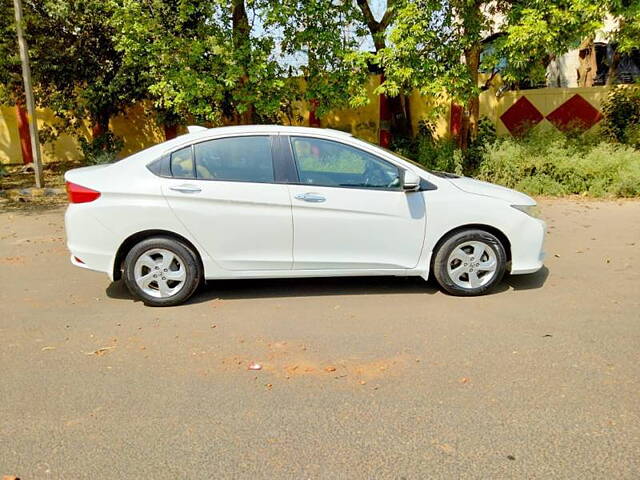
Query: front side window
[[194, 136, 274, 183], [170, 146, 195, 179], [290, 137, 400, 189]]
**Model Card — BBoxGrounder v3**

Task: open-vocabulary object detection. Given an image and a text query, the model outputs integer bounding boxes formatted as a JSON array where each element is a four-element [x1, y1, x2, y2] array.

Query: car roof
[[185, 124, 353, 139]]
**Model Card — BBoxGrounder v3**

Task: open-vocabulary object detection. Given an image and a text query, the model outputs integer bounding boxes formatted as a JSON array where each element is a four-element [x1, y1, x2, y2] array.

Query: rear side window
[[170, 147, 195, 179], [194, 136, 274, 183]]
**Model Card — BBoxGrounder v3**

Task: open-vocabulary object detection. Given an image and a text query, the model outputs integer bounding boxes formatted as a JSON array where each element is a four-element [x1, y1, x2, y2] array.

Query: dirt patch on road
[[215, 338, 410, 385]]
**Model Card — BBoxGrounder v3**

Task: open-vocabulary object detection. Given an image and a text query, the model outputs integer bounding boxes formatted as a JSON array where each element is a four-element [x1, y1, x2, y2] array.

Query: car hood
[[447, 176, 535, 205]]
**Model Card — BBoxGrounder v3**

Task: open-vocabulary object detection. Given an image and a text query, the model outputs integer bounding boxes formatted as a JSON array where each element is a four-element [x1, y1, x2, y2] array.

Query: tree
[[0, 0, 147, 162], [353, 0, 414, 144], [378, 0, 603, 148], [0, 0, 22, 105], [264, 0, 364, 123], [0, 0, 32, 164], [114, 0, 287, 128], [604, 0, 640, 84]]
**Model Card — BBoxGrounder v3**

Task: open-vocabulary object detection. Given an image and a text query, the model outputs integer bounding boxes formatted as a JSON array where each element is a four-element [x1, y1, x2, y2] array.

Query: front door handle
[[294, 192, 326, 203], [169, 184, 202, 194]]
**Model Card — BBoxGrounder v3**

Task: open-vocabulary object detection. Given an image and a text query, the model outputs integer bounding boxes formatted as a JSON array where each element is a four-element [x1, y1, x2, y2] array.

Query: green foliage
[[477, 128, 640, 197], [263, 0, 363, 117], [608, 0, 640, 54], [465, 117, 497, 171], [79, 131, 124, 165], [601, 86, 640, 147], [113, 0, 231, 124], [391, 118, 496, 175], [377, 0, 606, 145], [0, 0, 21, 104], [26, 0, 144, 129], [496, 0, 603, 85]]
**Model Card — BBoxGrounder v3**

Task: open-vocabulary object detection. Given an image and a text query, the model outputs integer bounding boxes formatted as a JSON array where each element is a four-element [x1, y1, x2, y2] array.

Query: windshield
[[357, 138, 460, 178]]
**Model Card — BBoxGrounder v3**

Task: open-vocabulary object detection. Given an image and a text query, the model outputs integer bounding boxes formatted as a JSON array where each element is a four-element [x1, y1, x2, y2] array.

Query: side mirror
[[402, 170, 421, 191]]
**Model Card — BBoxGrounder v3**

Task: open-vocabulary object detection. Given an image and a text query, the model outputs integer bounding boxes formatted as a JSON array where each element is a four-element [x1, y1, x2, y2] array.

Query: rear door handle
[[169, 184, 202, 194], [294, 192, 326, 203]]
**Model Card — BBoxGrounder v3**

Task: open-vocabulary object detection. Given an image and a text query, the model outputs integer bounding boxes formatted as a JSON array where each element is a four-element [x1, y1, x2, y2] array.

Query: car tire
[[123, 236, 202, 307], [433, 229, 507, 296]]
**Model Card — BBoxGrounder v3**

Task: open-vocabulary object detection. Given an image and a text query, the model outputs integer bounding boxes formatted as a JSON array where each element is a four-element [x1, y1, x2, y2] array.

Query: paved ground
[[1, 198, 639, 479]]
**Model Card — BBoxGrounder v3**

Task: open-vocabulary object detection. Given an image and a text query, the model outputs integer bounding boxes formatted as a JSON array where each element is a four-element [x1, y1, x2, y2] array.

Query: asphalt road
[[1, 199, 639, 479]]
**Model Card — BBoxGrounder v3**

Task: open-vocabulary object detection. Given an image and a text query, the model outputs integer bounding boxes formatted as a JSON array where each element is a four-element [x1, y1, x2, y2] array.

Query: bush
[[391, 118, 496, 176], [391, 120, 464, 173], [79, 131, 124, 165], [601, 86, 640, 148], [477, 128, 640, 197]]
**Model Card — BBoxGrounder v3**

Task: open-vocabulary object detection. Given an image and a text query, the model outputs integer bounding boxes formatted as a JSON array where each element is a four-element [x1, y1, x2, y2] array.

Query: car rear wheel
[[433, 229, 507, 296], [123, 236, 202, 307]]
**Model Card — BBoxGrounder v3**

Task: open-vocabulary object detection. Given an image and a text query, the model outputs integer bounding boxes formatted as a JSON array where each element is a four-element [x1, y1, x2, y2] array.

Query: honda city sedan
[[65, 125, 545, 306]]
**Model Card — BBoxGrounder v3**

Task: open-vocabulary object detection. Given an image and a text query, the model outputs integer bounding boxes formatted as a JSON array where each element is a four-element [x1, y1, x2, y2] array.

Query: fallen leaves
[[436, 443, 456, 455], [1, 256, 26, 265], [84, 346, 116, 356]]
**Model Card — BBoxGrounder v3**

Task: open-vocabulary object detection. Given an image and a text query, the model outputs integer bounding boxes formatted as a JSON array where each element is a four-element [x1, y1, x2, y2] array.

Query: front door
[[286, 136, 426, 270], [162, 135, 293, 271]]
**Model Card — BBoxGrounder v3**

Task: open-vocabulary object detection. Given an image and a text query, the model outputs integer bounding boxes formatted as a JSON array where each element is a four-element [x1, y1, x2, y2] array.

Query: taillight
[[66, 182, 101, 203]]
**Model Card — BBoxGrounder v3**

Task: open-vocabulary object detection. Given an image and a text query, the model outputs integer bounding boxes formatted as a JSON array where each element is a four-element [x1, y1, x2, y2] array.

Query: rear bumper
[[65, 205, 118, 279], [509, 218, 546, 275]]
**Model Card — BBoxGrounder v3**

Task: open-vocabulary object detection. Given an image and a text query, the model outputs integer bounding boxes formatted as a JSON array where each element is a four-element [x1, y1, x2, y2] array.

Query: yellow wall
[[0, 102, 164, 165], [283, 75, 382, 143], [0, 83, 612, 164], [481, 86, 609, 135]]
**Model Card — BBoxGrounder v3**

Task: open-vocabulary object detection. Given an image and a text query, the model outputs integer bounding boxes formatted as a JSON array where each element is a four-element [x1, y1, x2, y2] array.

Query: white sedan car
[[65, 125, 545, 306]]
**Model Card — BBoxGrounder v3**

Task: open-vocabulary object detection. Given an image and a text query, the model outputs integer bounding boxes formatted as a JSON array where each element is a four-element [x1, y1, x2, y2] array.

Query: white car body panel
[[288, 184, 426, 270], [161, 177, 293, 270], [64, 125, 545, 284]]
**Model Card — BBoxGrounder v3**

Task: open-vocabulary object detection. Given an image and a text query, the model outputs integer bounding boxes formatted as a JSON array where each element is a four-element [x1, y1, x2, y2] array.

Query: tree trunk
[[379, 74, 392, 147], [91, 112, 109, 139], [460, 44, 481, 150], [356, 0, 411, 145], [232, 0, 254, 124], [15, 101, 33, 165], [309, 99, 321, 127], [606, 51, 620, 86], [163, 124, 178, 140]]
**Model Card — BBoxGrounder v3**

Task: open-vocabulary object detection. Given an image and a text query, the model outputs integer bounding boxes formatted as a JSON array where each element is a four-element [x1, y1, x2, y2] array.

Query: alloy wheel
[[133, 248, 187, 298], [446, 241, 498, 289]]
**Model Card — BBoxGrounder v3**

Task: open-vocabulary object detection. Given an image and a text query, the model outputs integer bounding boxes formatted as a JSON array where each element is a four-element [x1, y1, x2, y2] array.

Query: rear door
[[285, 135, 426, 270], [161, 135, 293, 271]]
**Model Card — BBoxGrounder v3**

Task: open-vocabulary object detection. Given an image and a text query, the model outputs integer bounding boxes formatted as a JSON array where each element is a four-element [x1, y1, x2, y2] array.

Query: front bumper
[[509, 218, 546, 275]]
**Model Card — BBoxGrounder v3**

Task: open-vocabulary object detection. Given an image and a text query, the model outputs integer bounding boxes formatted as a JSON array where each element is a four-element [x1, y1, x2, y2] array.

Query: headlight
[[511, 204, 540, 218]]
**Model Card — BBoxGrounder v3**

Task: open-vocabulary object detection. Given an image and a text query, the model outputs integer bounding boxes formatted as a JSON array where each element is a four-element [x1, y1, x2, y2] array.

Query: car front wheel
[[433, 229, 507, 296], [123, 236, 202, 306]]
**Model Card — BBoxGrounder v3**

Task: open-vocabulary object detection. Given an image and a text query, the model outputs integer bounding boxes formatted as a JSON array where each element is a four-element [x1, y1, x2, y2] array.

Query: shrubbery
[[391, 119, 496, 176], [601, 86, 640, 148], [396, 93, 640, 198], [79, 131, 124, 165], [477, 128, 640, 197]]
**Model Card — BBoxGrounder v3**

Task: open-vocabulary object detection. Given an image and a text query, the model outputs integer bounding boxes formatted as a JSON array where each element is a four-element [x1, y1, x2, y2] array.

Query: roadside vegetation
[[396, 86, 640, 198]]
